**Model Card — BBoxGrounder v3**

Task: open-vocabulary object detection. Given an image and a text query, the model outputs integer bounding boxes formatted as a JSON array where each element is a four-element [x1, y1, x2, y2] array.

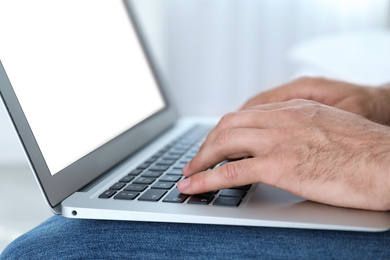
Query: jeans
[[2, 215, 390, 259]]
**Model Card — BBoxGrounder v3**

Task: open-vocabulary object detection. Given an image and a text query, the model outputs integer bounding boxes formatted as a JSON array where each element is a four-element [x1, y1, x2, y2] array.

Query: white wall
[[163, 0, 390, 116]]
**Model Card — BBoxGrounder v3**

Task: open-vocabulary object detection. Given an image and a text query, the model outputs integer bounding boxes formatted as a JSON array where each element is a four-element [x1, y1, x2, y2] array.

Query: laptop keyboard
[[98, 125, 251, 207]]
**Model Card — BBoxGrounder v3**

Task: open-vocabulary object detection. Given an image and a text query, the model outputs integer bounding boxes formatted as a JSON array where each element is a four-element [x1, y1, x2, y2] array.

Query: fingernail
[[178, 178, 190, 192]]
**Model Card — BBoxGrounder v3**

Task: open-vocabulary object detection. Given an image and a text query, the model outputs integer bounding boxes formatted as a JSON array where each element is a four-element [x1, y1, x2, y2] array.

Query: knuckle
[[218, 112, 236, 129], [215, 128, 235, 146], [286, 98, 317, 107], [196, 174, 209, 191], [283, 99, 322, 119], [221, 163, 240, 183], [285, 98, 305, 107]]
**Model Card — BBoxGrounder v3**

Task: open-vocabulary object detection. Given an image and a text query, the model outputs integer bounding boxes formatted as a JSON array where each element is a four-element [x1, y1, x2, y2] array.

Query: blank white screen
[[0, 0, 165, 175]]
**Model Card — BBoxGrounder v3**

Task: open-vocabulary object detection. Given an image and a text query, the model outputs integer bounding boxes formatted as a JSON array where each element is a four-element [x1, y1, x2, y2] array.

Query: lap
[[2, 215, 390, 259]]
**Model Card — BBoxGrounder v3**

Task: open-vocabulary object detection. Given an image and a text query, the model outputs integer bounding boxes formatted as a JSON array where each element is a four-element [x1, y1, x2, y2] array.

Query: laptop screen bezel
[[0, 0, 177, 212]]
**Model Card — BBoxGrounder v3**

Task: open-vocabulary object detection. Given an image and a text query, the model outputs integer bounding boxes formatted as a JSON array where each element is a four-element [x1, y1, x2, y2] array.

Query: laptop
[[0, 0, 389, 232]]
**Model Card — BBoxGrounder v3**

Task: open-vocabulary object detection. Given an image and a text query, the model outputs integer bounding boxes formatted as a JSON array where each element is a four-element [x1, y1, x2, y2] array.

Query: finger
[[208, 100, 305, 141], [239, 77, 334, 110], [239, 87, 292, 110], [208, 109, 280, 140], [178, 157, 282, 195], [184, 128, 279, 177]]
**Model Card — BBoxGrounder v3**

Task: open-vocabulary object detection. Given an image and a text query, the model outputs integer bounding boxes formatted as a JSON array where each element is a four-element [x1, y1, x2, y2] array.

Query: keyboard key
[[144, 157, 158, 164], [109, 182, 126, 190], [153, 151, 165, 158], [232, 185, 252, 191], [213, 197, 241, 207], [170, 148, 187, 154], [172, 162, 187, 169], [129, 169, 143, 176], [114, 191, 139, 200], [166, 169, 183, 176], [137, 163, 150, 169], [186, 152, 198, 158], [179, 158, 192, 164], [151, 182, 175, 190], [156, 159, 176, 166], [149, 165, 170, 171], [203, 190, 219, 195], [165, 153, 181, 160], [184, 155, 195, 160], [141, 171, 164, 178], [133, 177, 156, 185], [159, 146, 170, 153], [119, 175, 135, 183], [138, 189, 167, 202], [187, 194, 214, 205], [98, 190, 116, 199], [124, 184, 148, 192], [219, 189, 247, 198], [168, 151, 185, 156], [174, 144, 191, 150], [161, 156, 177, 161], [163, 189, 189, 203], [159, 175, 181, 182]]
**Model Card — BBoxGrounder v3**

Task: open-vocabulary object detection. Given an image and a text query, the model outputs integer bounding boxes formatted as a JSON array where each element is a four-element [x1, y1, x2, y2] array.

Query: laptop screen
[[0, 0, 166, 175]]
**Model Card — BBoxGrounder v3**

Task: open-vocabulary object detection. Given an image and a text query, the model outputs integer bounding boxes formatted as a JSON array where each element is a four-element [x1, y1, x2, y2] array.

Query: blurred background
[[1, 0, 390, 253]]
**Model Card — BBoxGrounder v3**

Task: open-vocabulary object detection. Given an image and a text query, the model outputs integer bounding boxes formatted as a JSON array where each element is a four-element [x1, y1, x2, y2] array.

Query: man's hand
[[241, 77, 390, 125], [178, 99, 390, 211]]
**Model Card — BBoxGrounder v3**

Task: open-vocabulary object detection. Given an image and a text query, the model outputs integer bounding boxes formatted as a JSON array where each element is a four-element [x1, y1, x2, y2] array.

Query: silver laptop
[[0, 0, 389, 232]]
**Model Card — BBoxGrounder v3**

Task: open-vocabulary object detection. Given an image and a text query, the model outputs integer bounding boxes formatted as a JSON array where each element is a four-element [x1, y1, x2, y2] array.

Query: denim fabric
[[2, 215, 390, 259]]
